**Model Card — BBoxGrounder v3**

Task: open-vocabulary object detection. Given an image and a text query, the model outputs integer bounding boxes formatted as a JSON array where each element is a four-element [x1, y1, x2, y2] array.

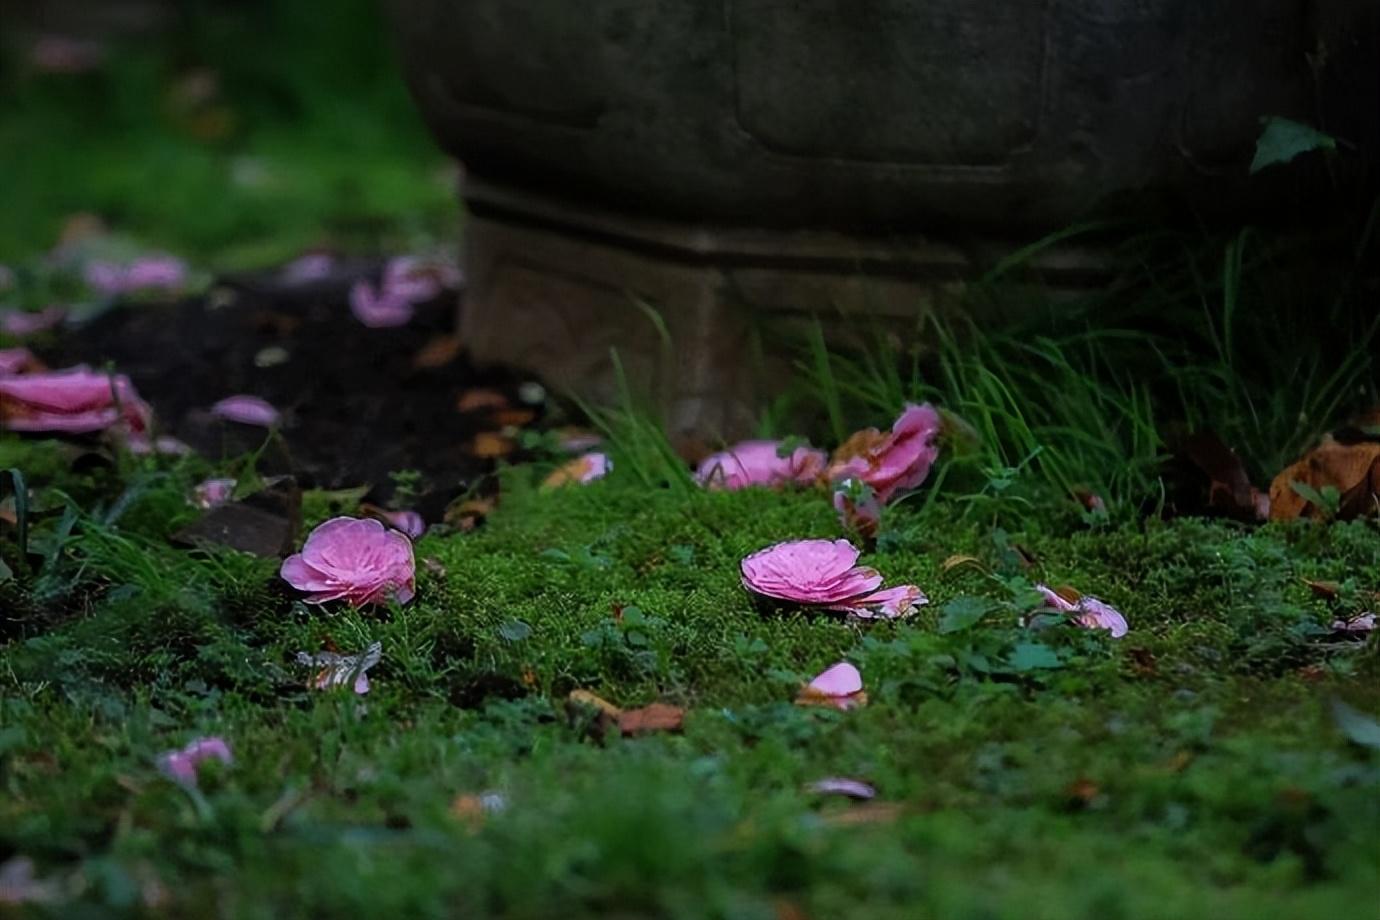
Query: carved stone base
[[460, 176, 1109, 442]]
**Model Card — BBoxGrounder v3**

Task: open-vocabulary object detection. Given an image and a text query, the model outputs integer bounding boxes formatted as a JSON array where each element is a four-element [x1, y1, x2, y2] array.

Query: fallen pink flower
[[695, 440, 827, 490], [740, 539, 882, 605], [828, 403, 942, 504], [192, 478, 236, 510], [1331, 612, 1376, 634], [807, 777, 877, 799], [0, 365, 150, 434], [796, 662, 867, 711], [1035, 584, 1128, 638], [542, 451, 613, 488], [281, 516, 416, 606], [833, 478, 881, 540], [0, 306, 66, 337], [0, 348, 37, 377], [156, 736, 232, 788], [295, 641, 382, 694], [829, 583, 927, 620], [349, 279, 415, 328], [210, 394, 280, 427], [376, 508, 427, 540], [85, 255, 187, 296]]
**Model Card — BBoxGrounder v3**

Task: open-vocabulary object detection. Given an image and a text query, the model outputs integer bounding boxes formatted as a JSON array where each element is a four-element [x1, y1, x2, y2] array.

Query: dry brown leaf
[[470, 432, 516, 458], [1302, 578, 1341, 600], [941, 554, 984, 573], [567, 689, 622, 719], [1052, 585, 1083, 606], [1269, 438, 1380, 521], [412, 334, 463, 369], [492, 408, 537, 428], [616, 702, 685, 736], [456, 388, 509, 413]]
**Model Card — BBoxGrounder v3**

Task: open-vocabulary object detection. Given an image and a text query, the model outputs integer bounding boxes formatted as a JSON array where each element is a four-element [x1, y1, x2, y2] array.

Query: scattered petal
[[85, 255, 187, 296], [542, 452, 612, 488], [0, 365, 150, 434], [696, 440, 827, 490], [156, 736, 232, 788], [828, 403, 942, 503], [280, 516, 416, 606], [192, 477, 236, 510], [0, 306, 65, 337], [280, 252, 335, 285], [295, 641, 382, 694], [796, 662, 868, 711], [1035, 583, 1128, 638], [349, 279, 414, 328], [1331, 612, 1376, 634], [807, 777, 877, 800], [210, 394, 280, 427]]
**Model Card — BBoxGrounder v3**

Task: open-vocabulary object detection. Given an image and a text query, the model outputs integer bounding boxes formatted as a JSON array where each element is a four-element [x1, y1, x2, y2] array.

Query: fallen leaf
[[412, 334, 463, 369], [172, 476, 300, 557], [456, 388, 509, 413], [470, 432, 516, 458], [492, 408, 537, 428], [616, 702, 685, 736], [1302, 578, 1341, 600], [941, 554, 985, 573], [1269, 438, 1380, 520], [1051, 585, 1083, 606], [445, 496, 496, 531]]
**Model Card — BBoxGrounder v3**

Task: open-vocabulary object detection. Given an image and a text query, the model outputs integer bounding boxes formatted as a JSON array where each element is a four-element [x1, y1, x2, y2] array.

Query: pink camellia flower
[[828, 403, 942, 504], [281, 517, 416, 606], [542, 451, 613, 489], [1332, 612, 1376, 634], [210, 394, 280, 427], [84, 255, 187, 296], [833, 478, 881, 540], [156, 736, 233, 788], [741, 539, 882, 605], [0, 306, 66, 337], [695, 440, 827, 490], [795, 662, 867, 711], [349, 279, 415, 328], [0, 365, 150, 434], [0, 348, 36, 377], [192, 478, 236, 510], [1035, 583, 1128, 638], [830, 583, 927, 620]]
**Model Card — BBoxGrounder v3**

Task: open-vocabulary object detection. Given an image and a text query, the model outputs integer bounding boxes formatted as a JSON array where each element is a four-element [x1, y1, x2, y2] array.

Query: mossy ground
[[2, 439, 1377, 919]]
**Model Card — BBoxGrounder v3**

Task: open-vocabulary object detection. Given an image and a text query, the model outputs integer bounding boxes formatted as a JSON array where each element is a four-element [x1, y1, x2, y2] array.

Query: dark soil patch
[[42, 262, 543, 516]]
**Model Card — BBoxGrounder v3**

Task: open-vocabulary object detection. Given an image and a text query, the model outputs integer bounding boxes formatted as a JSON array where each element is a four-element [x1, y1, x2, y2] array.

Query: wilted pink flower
[[192, 478, 236, 510], [281, 517, 416, 606], [830, 583, 927, 620], [542, 452, 613, 489], [1332, 612, 1376, 634], [695, 440, 826, 490], [0, 365, 150, 434], [741, 539, 882, 605], [296, 641, 382, 694], [85, 255, 187, 296], [1035, 584, 1128, 638], [833, 478, 881, 540], [349, 279, 415, 328], [807, 777, 877, 799], [210, 394, 280, 427], [157, 736, 232, 787], [376, 508, 426, 540], [281, 252, 335, 285], [828, 403, 942, 503], [0, 306, 66, 337], [796, 662, 867, 711], [0, 348, 36, 377]]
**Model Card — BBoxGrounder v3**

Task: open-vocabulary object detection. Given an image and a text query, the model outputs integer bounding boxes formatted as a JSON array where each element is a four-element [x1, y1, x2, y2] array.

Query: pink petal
[[576, 452, 612, 483], [350, 280, 415, 328], [808, 662, 863, 697], [828, 403, 941, 504], [157, 735, 232, 788], [0, 306, 66, 337], [281, 252, 335, 284], [1332, 612, 1376, 633], [807, 777, 877, 799], [0, 366, 149, 434], [124, 255, 187, 291], [831, 584, 927, 620], [377, 509, 426, 540], [1074, 596, 1128, 638], [1034, 583, 1079, 613], [210, 395, 280, 427], [696, 440, 826, 490]]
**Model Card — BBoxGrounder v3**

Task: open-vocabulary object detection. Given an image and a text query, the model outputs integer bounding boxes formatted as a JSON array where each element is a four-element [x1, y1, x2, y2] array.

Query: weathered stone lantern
[[387, 1, 1377, 440]]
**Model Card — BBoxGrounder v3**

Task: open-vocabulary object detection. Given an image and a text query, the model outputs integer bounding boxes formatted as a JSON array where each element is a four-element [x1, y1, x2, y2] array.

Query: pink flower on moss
[[0, 306, 65, 338], [827, 403, 942, 504], [1035, 584, 1128, 638], [1332, 612, 1376, 634], [192, 478, 236, 510], [281, 517, 416, 606], [696, 440, 827, 490], [796, 662, 867, 711], [0, 365, 150, 434], [741, 539, 882, 605], [157, 736, 232, 788], [210, 394, 280, 427], [0, 348, 37, 377]]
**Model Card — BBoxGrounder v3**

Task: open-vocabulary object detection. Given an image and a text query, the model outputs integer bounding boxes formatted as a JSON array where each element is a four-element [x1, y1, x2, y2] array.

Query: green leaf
[[1330, 699, 1380, 749], [938, 596, 993, 634], [1289, 480, 1341, 515], [1250, 117, 1336, 174], [1008, 642, 1062, 672]]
